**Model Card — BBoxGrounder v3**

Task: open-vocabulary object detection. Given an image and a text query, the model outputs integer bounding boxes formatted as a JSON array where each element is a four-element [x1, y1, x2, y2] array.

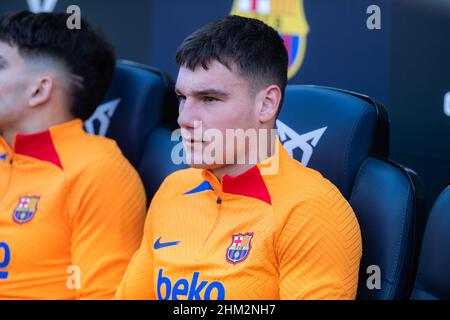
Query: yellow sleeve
[[277, 186, 362, 300], [114, 179, 168, 300], [114, 231, 155, 300], [70, 156, 146, 300], [114, 171, 188, 300]]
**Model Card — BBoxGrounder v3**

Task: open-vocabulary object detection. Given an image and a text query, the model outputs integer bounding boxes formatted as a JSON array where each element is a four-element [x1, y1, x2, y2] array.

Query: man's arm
[[114, 173, 175, 300], [114, 182, 169, 300], [69, 155, 146, 300], [114, 231, 155, 300], [277, 186, 362, 300]]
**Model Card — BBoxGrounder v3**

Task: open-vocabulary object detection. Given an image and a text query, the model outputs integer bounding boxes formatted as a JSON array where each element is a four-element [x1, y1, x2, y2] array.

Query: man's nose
[[177, 97, 200, 129]]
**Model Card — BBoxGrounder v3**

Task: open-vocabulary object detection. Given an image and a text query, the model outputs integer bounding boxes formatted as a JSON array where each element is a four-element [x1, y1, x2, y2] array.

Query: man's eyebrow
[[175, 87, 230, 97], [192, 89, 229, 97]]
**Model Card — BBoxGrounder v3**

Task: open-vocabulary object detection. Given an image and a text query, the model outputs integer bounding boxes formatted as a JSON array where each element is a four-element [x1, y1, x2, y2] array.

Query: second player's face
[[0, 42, 32, 131], [176, 60, 260, 170]]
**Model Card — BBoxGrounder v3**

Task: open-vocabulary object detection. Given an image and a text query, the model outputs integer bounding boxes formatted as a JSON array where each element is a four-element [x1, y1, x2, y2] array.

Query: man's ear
[[258, 85, 282, 123], [28, 76, 53, 108]]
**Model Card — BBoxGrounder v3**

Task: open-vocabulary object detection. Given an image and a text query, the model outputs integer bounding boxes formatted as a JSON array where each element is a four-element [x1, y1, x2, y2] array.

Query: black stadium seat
[[412, 186, 450, 300], [138, 126, 188, 202], [90, 63, 428, 299], [85, 60, 180, 201], [278, 85, 426, 299]]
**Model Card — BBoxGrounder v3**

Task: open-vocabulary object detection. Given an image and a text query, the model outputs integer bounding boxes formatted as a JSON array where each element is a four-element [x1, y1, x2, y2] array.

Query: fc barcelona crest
[[230, 0, 309, 79], [226, 232, 254, 265], [13, 196, 40, 225]]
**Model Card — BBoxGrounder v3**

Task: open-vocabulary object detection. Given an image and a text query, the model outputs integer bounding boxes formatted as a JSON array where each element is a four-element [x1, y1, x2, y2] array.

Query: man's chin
[[187, 162, 225, 171]]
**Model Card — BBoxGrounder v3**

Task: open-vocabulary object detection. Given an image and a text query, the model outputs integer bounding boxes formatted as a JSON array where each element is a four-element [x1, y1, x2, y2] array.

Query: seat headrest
[[139, 127, 188, 204], [412, 186, 450, 299], [351, 157, 421, 299], [278, 85, 389, 198], [85, 60, 177, 168]]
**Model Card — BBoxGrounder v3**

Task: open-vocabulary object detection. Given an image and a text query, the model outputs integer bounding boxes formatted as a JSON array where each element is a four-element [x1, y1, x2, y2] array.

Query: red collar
[[14, 130, 63, 169], [199, 166, 272, 205], [222, 166, 272, 205], [0, 119, 83, 169]]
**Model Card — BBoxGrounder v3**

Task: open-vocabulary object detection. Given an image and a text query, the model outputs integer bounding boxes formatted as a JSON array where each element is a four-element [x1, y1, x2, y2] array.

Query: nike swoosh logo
[[153, 237, 180, 250]]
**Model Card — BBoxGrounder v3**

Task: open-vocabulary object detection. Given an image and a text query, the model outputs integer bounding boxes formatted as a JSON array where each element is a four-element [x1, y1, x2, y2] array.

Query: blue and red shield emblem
[[13, 196, 40, 225], [230, 0, 309, 79], [226, 233, 254, 265]]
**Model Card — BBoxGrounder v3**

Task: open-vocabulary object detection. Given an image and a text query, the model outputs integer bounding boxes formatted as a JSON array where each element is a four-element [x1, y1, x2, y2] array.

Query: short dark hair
[[0, 11, 116, 120], [176, 15, 288, 111]]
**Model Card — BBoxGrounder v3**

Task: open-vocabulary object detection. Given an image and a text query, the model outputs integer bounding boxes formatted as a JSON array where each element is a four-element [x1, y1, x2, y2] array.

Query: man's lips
[[183, 139, 204, 146]]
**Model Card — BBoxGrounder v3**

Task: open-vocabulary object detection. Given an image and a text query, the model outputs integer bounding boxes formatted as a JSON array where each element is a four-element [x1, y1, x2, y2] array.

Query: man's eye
[[177, 95, 186, 103], [203, 96, 219, 103]]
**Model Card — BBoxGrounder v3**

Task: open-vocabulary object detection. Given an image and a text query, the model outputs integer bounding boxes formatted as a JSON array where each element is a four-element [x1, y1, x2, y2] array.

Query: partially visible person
[[115, 15, 362, 300], [0, 11, 146, 299]]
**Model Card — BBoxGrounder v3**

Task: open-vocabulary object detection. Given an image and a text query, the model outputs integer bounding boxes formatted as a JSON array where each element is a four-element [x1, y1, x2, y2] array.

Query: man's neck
[[211, 133, 277, 180], [211, 163, 255, 180]]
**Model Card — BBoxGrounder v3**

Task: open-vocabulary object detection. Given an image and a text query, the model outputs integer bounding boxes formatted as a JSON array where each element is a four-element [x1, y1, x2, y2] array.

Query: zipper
[[0, 135, 14, 204], [0, 156, 13, 204], [194, 193, 223, 260]]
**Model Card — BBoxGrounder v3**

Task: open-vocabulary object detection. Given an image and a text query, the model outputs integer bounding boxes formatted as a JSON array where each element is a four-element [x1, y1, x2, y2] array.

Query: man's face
[[176, 60, 261, 170], [0, 41, 32, 131]]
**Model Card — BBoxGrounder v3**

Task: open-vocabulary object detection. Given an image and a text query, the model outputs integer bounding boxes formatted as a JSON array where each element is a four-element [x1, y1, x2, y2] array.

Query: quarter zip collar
[[197, 141, 283, 206], [0, 119, 83, 169]]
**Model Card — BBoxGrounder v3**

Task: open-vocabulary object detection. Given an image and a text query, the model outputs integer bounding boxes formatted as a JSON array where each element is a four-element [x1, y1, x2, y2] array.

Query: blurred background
[[0, 0, 449, 209]]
